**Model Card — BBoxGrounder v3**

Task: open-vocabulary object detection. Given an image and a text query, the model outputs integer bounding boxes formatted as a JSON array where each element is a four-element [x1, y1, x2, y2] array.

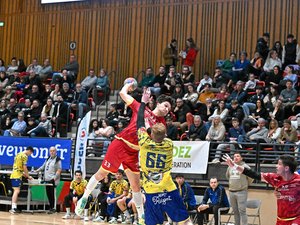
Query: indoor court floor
[[0, 189, 276, 225]]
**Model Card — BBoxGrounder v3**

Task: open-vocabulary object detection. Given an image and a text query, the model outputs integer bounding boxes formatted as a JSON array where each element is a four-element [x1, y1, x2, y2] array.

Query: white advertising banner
[[171, 141, 210, 174], [73, 111, 91, 179]]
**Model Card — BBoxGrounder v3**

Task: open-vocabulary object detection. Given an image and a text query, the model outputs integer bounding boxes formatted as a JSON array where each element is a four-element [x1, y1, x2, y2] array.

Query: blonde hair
[[151, 123, 166, 143]]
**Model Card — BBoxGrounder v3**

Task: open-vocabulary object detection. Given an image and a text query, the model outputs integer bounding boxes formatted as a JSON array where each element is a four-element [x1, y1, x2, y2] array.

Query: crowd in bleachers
[[1, 33, 300, 157]]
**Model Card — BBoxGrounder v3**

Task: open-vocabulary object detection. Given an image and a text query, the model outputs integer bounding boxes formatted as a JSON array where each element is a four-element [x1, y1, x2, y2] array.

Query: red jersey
[[262, 173, 300, 221], [115, 99, 166, 150]]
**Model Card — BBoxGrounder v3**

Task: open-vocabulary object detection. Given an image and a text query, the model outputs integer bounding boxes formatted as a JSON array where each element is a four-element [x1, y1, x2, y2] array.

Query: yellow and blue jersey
[[109, 179, 129, 196], [10, 152, 28, 179], [70, 179, 88, 196], [138, 127, 176, 193]]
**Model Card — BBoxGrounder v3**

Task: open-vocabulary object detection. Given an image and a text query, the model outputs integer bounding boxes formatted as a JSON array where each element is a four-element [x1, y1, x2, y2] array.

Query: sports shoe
[[62, 213, 71, 219], [211, 158, 220, 164], [75, 197, 88, 216], [84, 216, 89, 221], [109, 217, 118, 224], [133, 219, 138, 225], [93, 216, 105, 222], [9, 208, 20, 214], [47, 208, 56, 214], [138, 217, 145, 225], [122, 216, 132, 224]]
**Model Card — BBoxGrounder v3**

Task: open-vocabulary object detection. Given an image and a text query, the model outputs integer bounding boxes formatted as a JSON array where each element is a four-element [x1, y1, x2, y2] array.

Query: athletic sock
[[83, 175, 99, 199], [66, 207, 70, 214], [132, 191, 144, 219], [123, 209, 130, 217], [12, 203, 17, 209]]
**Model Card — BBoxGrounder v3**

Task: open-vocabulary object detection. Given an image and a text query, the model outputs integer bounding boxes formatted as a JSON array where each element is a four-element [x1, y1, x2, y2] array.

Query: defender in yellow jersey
[[137, 89, 192, 225], [9, 146, 34, 214]]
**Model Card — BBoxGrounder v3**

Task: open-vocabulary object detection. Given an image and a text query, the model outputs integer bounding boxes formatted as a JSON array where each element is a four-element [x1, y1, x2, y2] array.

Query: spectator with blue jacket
[[197, 177, 230, 225]]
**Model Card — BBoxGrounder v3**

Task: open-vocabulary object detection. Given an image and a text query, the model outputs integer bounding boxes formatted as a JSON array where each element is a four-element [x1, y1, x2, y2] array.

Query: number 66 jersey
[[138, 127, 176, 193]]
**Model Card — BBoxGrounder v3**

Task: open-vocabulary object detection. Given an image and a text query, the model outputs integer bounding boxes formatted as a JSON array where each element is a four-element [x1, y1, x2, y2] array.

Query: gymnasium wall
[[0, 0, 299, 88]]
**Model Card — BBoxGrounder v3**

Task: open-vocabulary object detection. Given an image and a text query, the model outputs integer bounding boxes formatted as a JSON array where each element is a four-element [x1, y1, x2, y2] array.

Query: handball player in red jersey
[[75, 81, 173, 224], [223, 154, 300, 225]]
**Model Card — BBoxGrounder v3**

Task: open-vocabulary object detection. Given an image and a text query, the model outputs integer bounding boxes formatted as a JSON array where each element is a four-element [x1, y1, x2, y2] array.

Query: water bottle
[[38, 172, 42, 184], [31, 167, 34, 172]]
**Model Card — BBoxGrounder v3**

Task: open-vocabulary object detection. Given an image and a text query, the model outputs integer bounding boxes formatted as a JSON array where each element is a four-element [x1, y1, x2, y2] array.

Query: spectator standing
[[163, 38, 178, 72], [282, 34, 300, 68], [180, 37, 199, 69], [226, 152, 253, 225], [9, 146, 34, 214], [52, 94, 69, 137], [35, 146, 62, 213], [255, 32, 270, 61], [197, 177, 230, 225]]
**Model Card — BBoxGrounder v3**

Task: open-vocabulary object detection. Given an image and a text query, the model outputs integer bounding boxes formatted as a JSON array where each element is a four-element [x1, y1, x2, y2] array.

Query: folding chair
[[226, 199, 261, 225], [88, 184, 101, 217], [188, 195, 203, 223], [246, 199, 262, 225], [207, 207, 230, 225]]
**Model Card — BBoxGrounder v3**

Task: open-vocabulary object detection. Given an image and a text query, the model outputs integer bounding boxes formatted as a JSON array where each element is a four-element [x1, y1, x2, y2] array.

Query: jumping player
[[223, 154, 300, 225], [136, 89, 192, 225], [75, 82, 173, 224]]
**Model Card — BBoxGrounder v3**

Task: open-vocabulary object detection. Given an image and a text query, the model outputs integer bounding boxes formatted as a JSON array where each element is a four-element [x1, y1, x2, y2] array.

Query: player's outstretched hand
[[222, 154, 234, 168], [141, 87, 152, 104]]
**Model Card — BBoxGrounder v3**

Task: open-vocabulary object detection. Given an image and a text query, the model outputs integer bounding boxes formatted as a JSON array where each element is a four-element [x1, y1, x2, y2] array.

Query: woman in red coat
[[180, 37, 199, 68]]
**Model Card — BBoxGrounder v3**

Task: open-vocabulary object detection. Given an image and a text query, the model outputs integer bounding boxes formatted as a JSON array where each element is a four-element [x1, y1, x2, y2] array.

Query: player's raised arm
[[137, 88, 151, 129], [222, 154, 266, 182], [119, 78, 137, 105]]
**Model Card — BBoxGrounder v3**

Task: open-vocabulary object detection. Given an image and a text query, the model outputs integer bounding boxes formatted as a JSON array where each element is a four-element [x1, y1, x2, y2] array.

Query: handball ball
[[124, 77, 138, 91]]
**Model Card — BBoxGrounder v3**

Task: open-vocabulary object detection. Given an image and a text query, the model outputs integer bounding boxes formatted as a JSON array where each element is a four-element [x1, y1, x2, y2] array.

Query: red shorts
[[277, 216, 300, 225], [101, 139, 139, 173]]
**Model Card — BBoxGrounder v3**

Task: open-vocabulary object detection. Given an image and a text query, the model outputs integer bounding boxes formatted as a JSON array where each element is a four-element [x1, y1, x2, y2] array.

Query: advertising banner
[[172, 141, 210, 174], [0, 137, 72, 170]]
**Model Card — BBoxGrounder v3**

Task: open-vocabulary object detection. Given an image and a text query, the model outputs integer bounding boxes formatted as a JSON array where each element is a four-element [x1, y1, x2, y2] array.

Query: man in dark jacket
[[175, 174, 197, 210], [71, 83, 88, 121], [197, 177, 230, 225], [187, 115, 207, 141], [282, 34, 300, 68], [52, 94, 69, 137], [255, 32, 270, 60]]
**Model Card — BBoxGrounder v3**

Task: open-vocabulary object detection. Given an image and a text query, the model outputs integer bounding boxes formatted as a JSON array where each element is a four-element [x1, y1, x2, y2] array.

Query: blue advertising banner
[[0, 137, 72, 170]]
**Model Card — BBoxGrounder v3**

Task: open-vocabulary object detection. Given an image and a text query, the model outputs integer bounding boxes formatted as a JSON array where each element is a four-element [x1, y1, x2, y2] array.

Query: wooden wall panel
[[0, 0, 299, 88]]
